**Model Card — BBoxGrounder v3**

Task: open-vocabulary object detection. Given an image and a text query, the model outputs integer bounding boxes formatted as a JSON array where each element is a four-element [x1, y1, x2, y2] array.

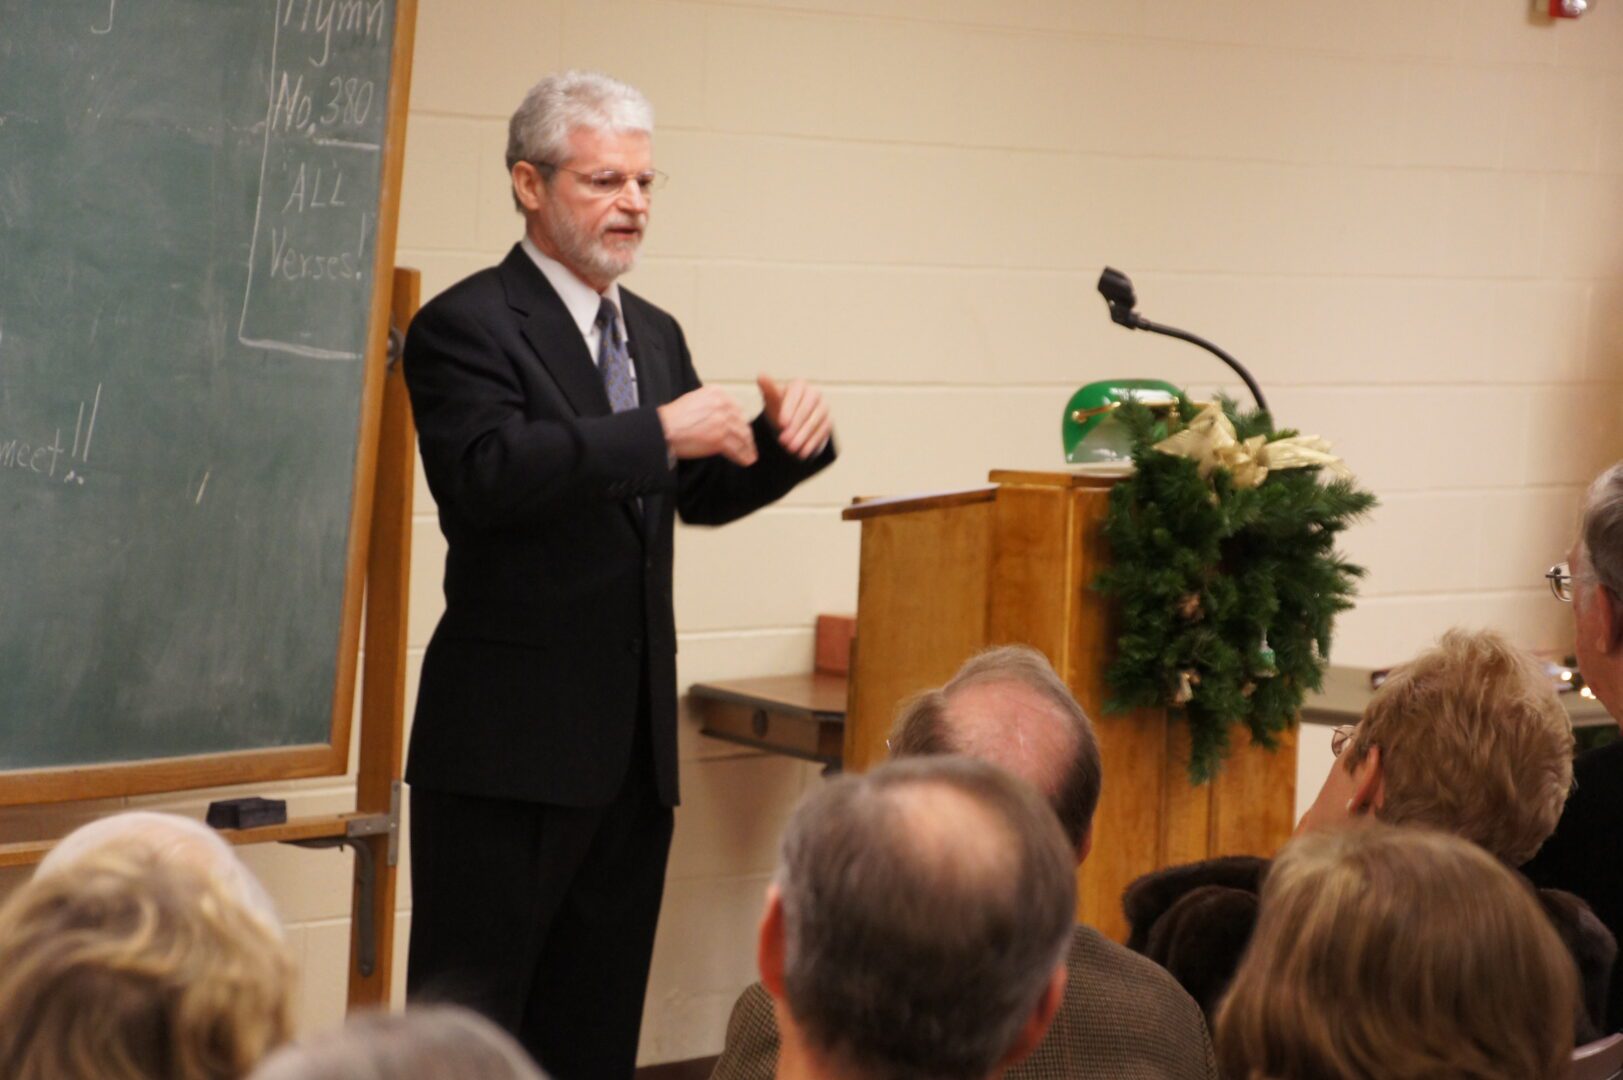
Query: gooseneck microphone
[[1097, 266, 1269, 415]]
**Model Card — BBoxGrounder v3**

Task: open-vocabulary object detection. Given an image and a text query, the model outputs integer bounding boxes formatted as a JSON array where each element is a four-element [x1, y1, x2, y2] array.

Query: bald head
[[770, 756, 1076, 1080], [881, 774, 1019, 884], [889, 645, 1102, 854], [941, 680, 1078, 805]]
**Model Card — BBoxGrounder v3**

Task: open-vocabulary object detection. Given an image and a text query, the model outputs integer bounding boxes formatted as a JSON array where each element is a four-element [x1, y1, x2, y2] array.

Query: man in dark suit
[[401, 70, 835, 1079], [712, 647, 1218, 1080]]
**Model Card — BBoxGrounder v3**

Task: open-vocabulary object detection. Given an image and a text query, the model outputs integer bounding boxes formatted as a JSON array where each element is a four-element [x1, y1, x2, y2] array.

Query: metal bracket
[[279, 783, 402, 978], [287, 834, 379, 977], [342, 780, 402, 866], [385, 324, 404, 372]]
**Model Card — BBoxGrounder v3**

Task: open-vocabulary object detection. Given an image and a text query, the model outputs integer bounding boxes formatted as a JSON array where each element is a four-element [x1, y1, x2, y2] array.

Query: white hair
[[1581, 461, 1623, 604], [248, 1006, 546, 1080], [36, 811, 282, 936], [505, 70, 653, 175]]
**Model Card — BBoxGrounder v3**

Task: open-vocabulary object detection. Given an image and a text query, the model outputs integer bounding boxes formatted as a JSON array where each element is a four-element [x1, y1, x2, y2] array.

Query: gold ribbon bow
[[1152, 403, 1351, 489]]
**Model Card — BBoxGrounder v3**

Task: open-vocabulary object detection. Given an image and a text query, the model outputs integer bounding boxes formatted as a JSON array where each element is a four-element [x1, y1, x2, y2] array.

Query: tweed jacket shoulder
[[709, 924, 1217, 1080]]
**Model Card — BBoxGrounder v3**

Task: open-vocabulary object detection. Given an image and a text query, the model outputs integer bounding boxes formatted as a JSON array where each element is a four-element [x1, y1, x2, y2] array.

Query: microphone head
[[1097, 266, 1137, 310]]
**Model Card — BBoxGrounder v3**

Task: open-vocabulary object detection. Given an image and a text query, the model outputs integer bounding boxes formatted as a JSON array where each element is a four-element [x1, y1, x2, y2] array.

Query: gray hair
[[776, 756, 1076, 1080], [889, 645, 1102, 853], [249, 1006, 545, 1080], [506, 70, 653, 208], [1581, 462, 1623, 604], [37, 811, 281, 936]]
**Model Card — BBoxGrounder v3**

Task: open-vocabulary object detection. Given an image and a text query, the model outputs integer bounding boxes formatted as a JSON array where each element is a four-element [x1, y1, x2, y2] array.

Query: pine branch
[[1095, 395, 1378, 780]]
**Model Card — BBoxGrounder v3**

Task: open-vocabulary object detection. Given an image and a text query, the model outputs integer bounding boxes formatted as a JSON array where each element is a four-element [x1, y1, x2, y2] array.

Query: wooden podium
[[841, 470, 1296, 941]]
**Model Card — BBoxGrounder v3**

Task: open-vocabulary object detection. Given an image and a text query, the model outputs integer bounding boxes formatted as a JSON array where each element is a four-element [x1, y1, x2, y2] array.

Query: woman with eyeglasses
[[1123, 628, 1614, 1043]]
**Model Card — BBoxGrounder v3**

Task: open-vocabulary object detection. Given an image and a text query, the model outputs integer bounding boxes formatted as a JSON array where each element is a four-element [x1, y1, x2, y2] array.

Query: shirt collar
[[520, 236, 626, 342]]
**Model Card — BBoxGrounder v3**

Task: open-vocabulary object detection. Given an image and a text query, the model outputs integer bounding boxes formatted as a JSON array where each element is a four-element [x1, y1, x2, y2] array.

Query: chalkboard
[[0, 0, 412, 799]]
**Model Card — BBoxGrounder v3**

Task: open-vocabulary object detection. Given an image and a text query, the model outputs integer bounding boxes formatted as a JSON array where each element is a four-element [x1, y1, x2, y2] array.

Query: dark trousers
[[406, 719, 675, 1080]]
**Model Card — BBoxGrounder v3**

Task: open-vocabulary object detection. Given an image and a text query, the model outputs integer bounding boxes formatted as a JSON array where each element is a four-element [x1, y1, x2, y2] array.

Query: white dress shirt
[[520, 236, 638, 404]]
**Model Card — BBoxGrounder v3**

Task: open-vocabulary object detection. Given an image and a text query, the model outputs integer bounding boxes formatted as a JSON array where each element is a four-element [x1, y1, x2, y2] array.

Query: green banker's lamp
[[1064, 267, 1269, 466]]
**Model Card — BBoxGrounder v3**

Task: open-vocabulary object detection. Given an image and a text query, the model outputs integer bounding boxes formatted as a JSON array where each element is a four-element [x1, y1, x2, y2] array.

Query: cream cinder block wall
[[405, 0, 1623, 1064], [3, 0, 1621, 1068]]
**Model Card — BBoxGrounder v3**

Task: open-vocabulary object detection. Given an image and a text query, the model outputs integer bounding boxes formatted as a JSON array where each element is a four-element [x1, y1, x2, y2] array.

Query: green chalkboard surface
[[0, 0, 405, 786]]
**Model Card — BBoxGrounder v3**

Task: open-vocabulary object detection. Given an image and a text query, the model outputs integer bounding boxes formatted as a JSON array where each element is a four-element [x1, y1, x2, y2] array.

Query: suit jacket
[[710, 925, 1218, 1080], [1525, 738, 1623, 1033], [403, 245, 834, 808]]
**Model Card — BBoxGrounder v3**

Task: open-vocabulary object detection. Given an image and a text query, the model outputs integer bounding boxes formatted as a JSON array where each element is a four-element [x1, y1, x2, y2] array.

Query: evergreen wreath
[[1095, 396, 1377, 783]]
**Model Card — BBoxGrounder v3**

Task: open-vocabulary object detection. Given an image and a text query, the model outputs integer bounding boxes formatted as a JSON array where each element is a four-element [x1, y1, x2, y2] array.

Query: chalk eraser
[[205, 797, 288, 830]]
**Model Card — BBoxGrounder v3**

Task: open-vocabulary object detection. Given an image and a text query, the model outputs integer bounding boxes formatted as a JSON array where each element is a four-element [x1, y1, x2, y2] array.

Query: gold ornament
[[1172, 669, 1201, 705], [1176, 593, 1203, 620], [1152, 402, 1352, 490]]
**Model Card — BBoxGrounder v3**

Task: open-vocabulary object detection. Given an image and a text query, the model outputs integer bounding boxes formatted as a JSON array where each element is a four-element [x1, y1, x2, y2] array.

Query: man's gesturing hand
[[758, 375, 832, 460], [658, 386, 758, 466]]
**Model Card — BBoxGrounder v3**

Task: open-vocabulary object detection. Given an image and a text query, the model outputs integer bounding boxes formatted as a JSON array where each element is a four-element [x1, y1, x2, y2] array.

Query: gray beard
[[548, 211, 640, 285]]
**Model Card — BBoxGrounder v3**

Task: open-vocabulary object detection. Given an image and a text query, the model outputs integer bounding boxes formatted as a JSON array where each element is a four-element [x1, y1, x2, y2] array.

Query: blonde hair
[[37, 812, 281, 936], [1345, 628, 1573, 865], [0, 847, 295, 1080], [1216, 824, 1576, 1080]]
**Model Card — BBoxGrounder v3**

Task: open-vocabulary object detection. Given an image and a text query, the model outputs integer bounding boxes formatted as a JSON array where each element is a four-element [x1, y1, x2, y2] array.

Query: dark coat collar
[[498, 244, 611, 419], [497, 244, 671, 419]]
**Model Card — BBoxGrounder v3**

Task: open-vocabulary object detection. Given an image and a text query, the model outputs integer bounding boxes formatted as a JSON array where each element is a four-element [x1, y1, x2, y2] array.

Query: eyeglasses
[[1547, 562, 1575, 603], [536, 162, 667, 198], [1330, 724, 1357, 758]]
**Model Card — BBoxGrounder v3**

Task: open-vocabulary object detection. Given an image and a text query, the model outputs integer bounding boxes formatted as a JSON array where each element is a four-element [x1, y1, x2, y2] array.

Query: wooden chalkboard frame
[[0, 264, 420, 1011], [0, 0, 419, 807]]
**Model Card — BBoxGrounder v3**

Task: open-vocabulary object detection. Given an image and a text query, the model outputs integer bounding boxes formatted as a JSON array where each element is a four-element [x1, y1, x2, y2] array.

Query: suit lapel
[[499, 247, 612, 419], [621, 291, 669, 538], [500, 246, 645, 539], [620, 290, 668, 409]]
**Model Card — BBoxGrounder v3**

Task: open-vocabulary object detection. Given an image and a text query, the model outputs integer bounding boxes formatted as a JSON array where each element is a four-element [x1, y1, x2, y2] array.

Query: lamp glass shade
[[1063, 378, 1182, 465]]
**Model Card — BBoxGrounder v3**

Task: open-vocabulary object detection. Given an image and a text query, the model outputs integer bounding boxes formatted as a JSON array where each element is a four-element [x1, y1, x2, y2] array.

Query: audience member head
[[506, 70, 653, 181], [1216, 823, 1576, 1080], [1570, 461, 1623, 715], [37, 811, 281, 934], [0, 847, 294, 1080], [249, 1005, 544, 1080], [1296, 628, 1573, 866], [759, 756, 1076, 1080], [889, 644, 1102, 859]]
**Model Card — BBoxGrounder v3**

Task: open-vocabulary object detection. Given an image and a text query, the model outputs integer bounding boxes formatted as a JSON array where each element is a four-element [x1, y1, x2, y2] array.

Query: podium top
[[988, 469, 1121, 489], [842, 485, 997, 521], [842, 470, 1119, 522]]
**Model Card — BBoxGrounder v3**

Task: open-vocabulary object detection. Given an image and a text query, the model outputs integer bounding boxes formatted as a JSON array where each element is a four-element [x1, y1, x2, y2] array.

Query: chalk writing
[[0, 383, 99, 487], [91, 0, 115, 35], [0, 432, 65, 476], [268, 224, 364, 282], [269, 71, 313, 133], [281, 163, 346, 213], [282, 0, 387, 67], [322, 76, 373, 126], [238, 0, 390, 361]]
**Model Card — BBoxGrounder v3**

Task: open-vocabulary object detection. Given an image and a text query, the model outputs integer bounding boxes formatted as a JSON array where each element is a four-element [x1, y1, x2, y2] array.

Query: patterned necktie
[[596, 297, 637, 413]]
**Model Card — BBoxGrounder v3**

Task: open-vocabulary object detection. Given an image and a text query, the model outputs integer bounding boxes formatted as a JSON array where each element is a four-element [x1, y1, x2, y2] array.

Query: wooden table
[[689, 672, 847, 769], [692, 664, 1616, 770]]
